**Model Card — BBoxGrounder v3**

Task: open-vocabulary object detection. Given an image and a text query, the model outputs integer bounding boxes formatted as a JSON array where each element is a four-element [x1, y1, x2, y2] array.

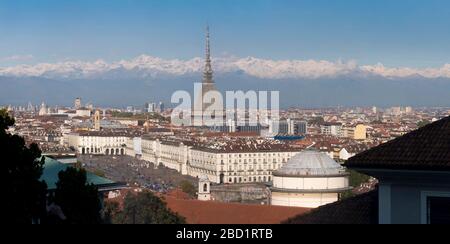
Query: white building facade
[[321, 123, 343, 137], [134, 137, 302, 184], [66, 132, 129, 155]]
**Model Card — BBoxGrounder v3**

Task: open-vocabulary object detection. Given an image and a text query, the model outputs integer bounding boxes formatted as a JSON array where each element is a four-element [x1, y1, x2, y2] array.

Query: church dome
[[274, 150, 346, 177]]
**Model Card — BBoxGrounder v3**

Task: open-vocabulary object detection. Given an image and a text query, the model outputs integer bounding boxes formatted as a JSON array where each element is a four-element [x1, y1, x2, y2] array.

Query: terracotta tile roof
[[165, 189, 193, 200], [321, 122, 342, 126], [76, 129, 142, 137], [146, 128, 173, 133], [346, 116, 450, 171], [282, 190, 378, 224], [164, 197, 310, 224], [190, 139, 301, 153], [203, 132, 260, 137]]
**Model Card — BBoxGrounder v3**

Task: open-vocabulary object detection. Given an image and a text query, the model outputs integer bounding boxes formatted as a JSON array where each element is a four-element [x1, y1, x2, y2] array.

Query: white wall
[[380, 182, 450, 224], [273, 175, 348, 191], [271, 192, 339, 208], [365, 170, 450, 224]]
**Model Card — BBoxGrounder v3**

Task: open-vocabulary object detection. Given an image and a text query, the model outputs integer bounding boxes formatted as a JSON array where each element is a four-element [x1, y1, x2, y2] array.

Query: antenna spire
[[203, 25, 213, 84]]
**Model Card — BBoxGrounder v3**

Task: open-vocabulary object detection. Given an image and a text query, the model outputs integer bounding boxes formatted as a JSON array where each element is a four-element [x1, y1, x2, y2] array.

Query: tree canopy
[[54, 167, 102, 224], [0, 109, 47, 223], [341, 169, 372, 199], [417, 119, 431, 128], [113, 191, 186, 224], [179, 180, 197, 198]]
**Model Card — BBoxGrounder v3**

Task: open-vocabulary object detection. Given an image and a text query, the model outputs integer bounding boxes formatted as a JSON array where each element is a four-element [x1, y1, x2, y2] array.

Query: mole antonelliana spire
[[201, 25, 216, 97], [193, 25, 218, 123], [203, 25, 214, 84]]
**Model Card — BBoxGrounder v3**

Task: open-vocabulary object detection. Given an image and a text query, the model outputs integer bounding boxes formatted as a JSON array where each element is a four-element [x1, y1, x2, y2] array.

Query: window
[[203, 183, 208, 192], [421, 191, 450, 224], [427, 197, 450, 224]]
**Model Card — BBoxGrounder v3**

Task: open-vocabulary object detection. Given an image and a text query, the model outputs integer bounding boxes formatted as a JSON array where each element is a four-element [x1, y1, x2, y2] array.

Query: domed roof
[[274, 150, 346, 176]]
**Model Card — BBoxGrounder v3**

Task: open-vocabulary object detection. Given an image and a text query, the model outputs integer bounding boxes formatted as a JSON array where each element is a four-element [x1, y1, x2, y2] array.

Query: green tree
[[0, 109, 47, 223], [417, 119, 431, 128], [348, 169, 371, 188], [341, 170, 372, 199], [114, 191, 186, 224], [102, 201, 120, 224], [179, 180, 197, 198], [54, 167, 102, 224]]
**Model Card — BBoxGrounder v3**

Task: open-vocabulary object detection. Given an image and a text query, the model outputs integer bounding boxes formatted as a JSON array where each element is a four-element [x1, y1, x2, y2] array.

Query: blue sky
[[1, 0, 450, 68]]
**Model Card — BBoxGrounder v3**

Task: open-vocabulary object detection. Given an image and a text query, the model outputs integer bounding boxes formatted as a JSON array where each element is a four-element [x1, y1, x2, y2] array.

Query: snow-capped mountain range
[[2, 54, 450, 107], [2, 54, 450, 80]]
